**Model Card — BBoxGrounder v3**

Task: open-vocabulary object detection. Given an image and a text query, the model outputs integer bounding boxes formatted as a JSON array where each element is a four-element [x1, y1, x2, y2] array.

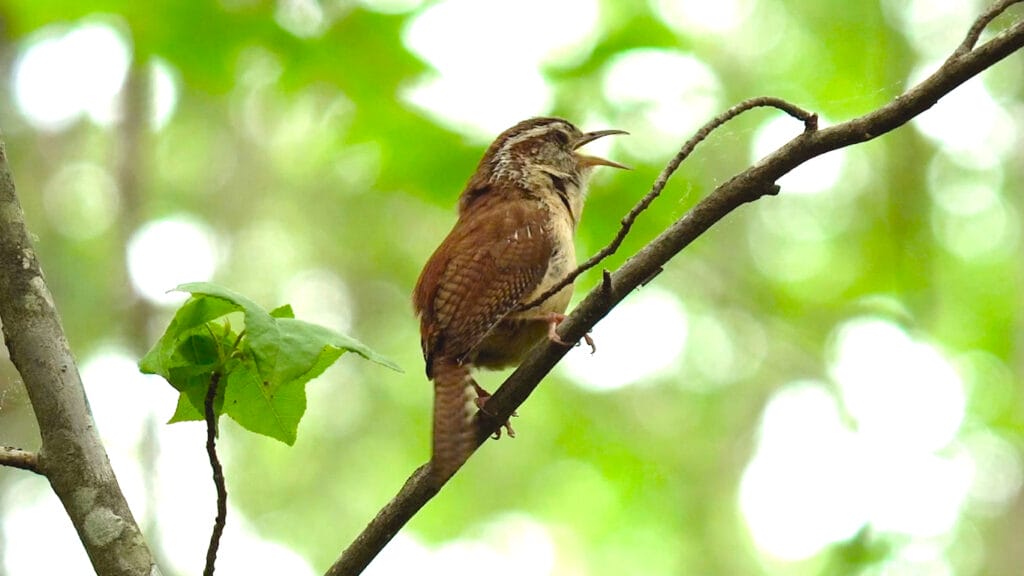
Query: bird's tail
[[430, 362, 475, 486]]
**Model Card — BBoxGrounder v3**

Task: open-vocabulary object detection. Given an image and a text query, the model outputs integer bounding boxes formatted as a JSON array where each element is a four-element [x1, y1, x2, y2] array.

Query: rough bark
[[0, 138, 158, 575]]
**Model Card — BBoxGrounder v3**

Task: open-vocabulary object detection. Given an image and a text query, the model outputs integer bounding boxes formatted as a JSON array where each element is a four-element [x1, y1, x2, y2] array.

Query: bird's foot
[[473, 382, 517, 439], [546, 312, 596, 353]]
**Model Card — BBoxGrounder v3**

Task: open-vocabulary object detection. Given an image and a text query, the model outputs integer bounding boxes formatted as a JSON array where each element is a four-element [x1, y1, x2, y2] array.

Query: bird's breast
[[523, 205, 576, 314], [469, 208, 577, 370]]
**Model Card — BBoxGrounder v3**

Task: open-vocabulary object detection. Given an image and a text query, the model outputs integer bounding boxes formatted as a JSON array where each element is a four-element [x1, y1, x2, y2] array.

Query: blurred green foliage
[[0, 1, 1021, 575]]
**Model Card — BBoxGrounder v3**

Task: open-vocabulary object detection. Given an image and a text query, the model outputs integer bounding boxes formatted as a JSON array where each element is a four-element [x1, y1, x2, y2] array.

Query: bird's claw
[[474, 384, 517, 439], [546, 312, 596, 353]]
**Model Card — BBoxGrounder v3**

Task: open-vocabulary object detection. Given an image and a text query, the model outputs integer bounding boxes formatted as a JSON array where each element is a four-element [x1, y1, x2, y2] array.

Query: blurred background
[[0, 0, 1022, 574]]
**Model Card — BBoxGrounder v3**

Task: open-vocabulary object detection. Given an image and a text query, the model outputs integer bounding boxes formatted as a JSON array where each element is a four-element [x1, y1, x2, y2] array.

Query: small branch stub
[[0, 446, 43, 475]]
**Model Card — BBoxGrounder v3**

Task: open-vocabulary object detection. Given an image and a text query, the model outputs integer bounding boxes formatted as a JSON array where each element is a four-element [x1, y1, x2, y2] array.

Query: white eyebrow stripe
[[500, 121, 570, 149]]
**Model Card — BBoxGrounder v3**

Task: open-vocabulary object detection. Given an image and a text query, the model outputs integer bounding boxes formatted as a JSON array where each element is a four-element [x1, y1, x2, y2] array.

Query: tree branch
[[0, 138, 157, 575], [326, 4, 1024, 575], [204, 373, 227, 576], [952, 0, 1022, 57], [519, 97, 816, 312], [0, 446, 43, 475]]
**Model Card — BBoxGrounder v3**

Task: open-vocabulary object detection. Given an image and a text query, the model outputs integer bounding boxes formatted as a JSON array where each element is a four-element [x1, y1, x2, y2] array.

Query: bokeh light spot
[[651, 0, 755, 35], [562, 287, 687, 392], [435, 514, 556, 576], [79, 348, 173, 522], [830, 317, 965, 453], [742, 317, 975, 561], [365, 514, 555, 576], [281, 269, 354, 334], [925, 154, 1018, 260], [929, 182, 1018, 261], [403, 70, 551, 138], [910, 65, 1015, 169], [740, 382, 868, 560], [876, 541, 955, 576], [752, 115, 844, 195], [602, 49, 722, 160], [13, 21, 130, 130], [865, 448, 971, 537], [81, 348, 172, 455], [3, 479, 91, 573], [883, 0, 981, 59], [402, 0, 599, 138], [358, 0, 427, 14], [127, 216, 219, 305], [275, 0, 326, 38], [962, 430, 1024, 514], [151, 58, 180, 130]]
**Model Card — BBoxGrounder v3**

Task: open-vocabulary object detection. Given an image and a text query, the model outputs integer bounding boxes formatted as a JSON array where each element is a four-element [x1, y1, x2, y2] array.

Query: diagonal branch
[[518, 97, 816, 312], [0, 446, 43, 475], [325, 3, 1024, 575]]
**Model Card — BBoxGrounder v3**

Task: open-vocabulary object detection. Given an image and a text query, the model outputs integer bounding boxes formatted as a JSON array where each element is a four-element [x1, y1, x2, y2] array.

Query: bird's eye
[[552, 130, 570, 146]]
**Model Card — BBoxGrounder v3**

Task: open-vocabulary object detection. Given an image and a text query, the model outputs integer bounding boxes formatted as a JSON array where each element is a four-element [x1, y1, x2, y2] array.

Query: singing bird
[[414, 117, 627, 484]]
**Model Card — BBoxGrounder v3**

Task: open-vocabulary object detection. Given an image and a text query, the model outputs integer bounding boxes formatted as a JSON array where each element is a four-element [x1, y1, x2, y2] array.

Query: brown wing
[[413, 198, 553, 377]]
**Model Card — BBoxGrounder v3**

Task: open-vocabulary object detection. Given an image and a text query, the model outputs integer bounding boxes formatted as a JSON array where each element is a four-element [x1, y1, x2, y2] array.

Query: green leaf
[[173, 281, 282, 384], [178, 332, 221, 366], [172, 281, 401, 374], [278, 318, 403, 374], [140, 301, 237, 422], [222, 356, 306, 445], [270, 304, 295, 318], [167, 369, 227, 423], [142, 281, 401, 444], [220, 319, 395, 445], [139, 294, 239, 378], [168, 391, 204, 423]]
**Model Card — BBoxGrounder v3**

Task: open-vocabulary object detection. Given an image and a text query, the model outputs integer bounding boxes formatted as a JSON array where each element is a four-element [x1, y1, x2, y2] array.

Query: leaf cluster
[[139, 282, 399, 445]]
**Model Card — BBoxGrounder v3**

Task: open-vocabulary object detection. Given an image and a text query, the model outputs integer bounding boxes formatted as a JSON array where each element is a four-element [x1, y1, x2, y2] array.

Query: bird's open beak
[[573, 129, 630, 170]]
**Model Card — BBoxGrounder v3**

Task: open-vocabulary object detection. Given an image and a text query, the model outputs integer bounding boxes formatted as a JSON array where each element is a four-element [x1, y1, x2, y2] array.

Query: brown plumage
[[413, 117, 627, 485]]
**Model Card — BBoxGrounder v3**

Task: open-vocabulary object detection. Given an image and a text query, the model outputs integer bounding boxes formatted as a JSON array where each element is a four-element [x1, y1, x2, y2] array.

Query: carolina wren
[[413, 117, 627, 484]]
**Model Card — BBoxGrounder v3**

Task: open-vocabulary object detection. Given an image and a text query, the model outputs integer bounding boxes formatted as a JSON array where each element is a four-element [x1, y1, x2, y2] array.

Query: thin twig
[[325, 4, 1024, 575], [952, 0, 1022, 57], [204, 372, 226, 576], [0, 446, 43, 475], [519, 97, 815, 312]]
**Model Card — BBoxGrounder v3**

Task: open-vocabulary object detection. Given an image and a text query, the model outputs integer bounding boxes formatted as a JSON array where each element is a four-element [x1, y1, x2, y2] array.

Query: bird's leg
[[543, 312, 596, 353], [472, 381, 517, 439]]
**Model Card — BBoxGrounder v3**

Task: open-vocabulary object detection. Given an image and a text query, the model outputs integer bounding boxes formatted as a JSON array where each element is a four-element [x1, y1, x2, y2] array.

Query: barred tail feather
[[431, 363, 475, 485]]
